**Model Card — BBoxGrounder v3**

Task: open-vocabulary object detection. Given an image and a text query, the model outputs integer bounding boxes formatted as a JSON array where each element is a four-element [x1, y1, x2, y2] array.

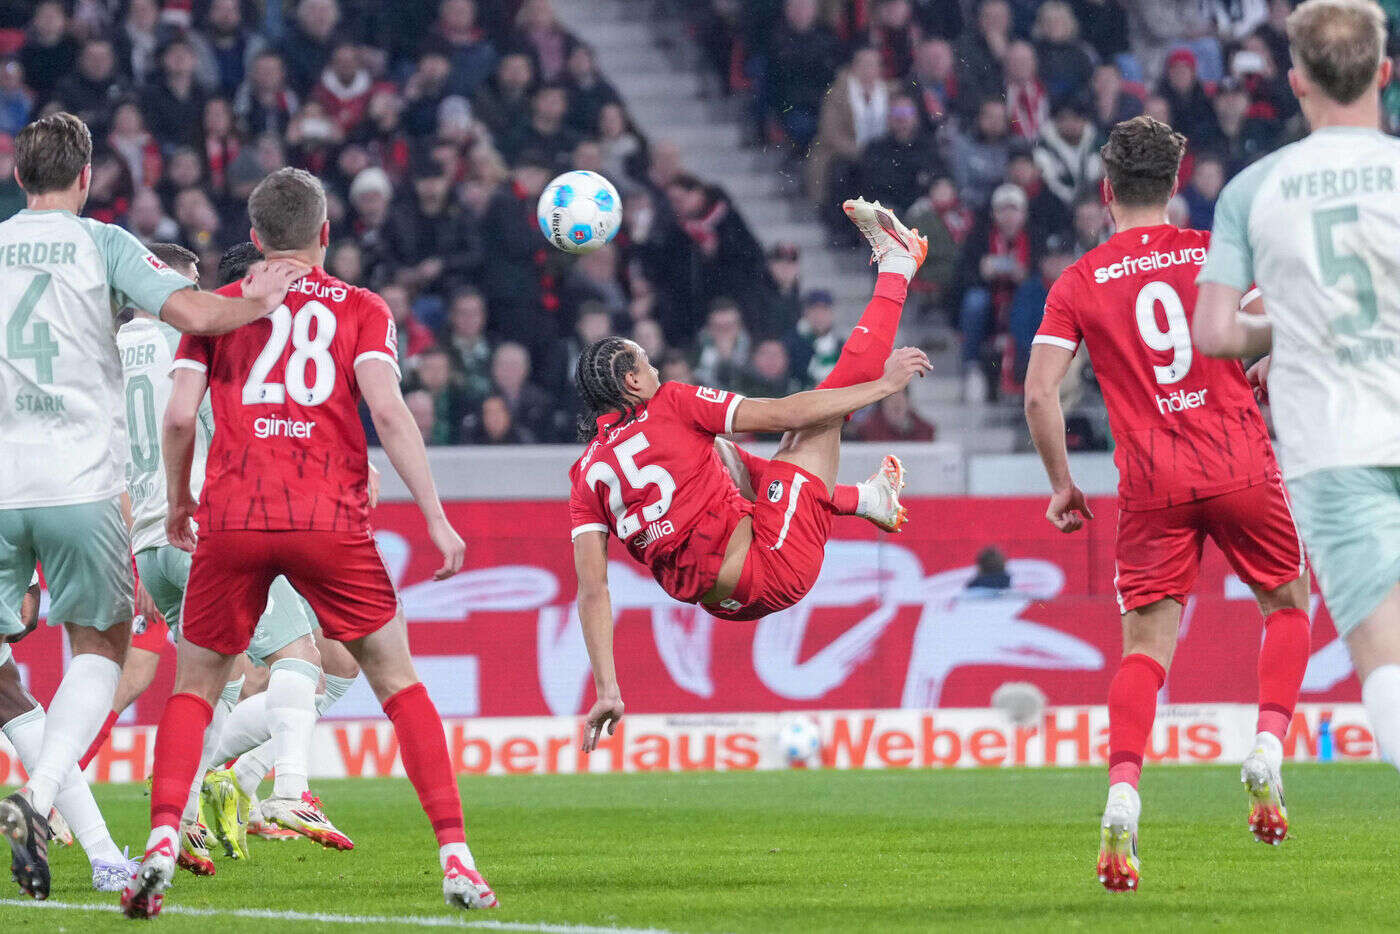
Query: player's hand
[[582, 691, 624, 752], [881, 346, 932, 391], [427, 515, 465, 580], [1046, 485, 1094, 534], [135, 581, 165, 629], [367, 463, 381, 509], [241, 258, 309, 313], [1246, 355, 1271, 405], [166, 495, 199, 553]]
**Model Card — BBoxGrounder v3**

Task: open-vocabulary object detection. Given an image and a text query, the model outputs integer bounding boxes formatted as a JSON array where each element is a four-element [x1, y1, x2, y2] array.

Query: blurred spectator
[[958, 183, 1031, 400], [202, 98, 241, 203], [759, 242, 803, 338], [476, 154, 555, 353], [809, 47, 889, 208], [1032, 2, 1095, 103], [966, 546, 1012, 591], [665, 173, 767, 320], [852, 389, 936, 441], [564, 44, 620, 136], [326, 240, 364, 285], [128, 188, 180, 243], [441, 287, 495, 402], [856, 92, 943, 211], [1033, 96, 1103, 209], [313, 42, 376, 136], [499, 83, 577, 168], [141, 38, 205, 149], [85, 149, 133, 225], [20, 1, 78, 102], [1006, 150, 1069, 252], [1091, 63, 1144, 130], [404, 389, 439, 440], [1071, 0, 1130, 63], [907, 38, 958, 129], [739, 339, 802, 400], [595, 102, 643, 181], [1166, 191, 1190, 227], [1157, 48, 1219, 148], [514, 0, 575, 84], [403, 51, 452, 138], [956, 0, 1013, 114], [868, 0, 921, 79], [633, 318, 667, 361], [1213, 77, 1279, 175], [491, 341, 558, 442], [54, 39, 126, 136], [905, 175, 971, 303], [434, 0, 498, 98], [1182, 153, 1223, 230], [658, 350, 693, 385], [237, 50, 298, 136], [0, 136, 23, 220], [948, 98, 1012, 207], [1124, 2, 1213, 87], [694, 299, 750, 390], [0, 62, 33, 137], [766, 0, 844, 151], [387, 161, 482, 298], [108, 101, 162, 190], [205, 0, 264, 97], [281, 0, 341, 96], [405, 347, 465, 445], [382, 282, 437, 372], [562, 243, 626, 321], [1003, 42, 1048, 142], [1069, 195, 1109, 256], [784, 290, 842, 389], [472, 51, 534, 139], [468, 395, 531, 444], [1009, 235, 1076, 381]]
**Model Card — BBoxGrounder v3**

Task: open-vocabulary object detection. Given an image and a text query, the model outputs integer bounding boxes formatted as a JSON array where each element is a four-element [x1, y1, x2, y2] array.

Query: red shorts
[[130, 614, 170, 654], [1114, 476, 1304, 614], [705, 462, 833, 621], [182, 528, 398, 656]]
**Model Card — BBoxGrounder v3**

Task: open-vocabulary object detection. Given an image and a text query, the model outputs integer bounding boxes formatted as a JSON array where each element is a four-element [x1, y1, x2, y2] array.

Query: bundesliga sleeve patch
[[144, 253, 169, 271], [696, 386, 729, 404]]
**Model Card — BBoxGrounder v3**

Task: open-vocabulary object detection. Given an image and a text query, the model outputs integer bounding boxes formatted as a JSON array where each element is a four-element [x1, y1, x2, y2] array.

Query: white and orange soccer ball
[[536, 170, 622, 254]]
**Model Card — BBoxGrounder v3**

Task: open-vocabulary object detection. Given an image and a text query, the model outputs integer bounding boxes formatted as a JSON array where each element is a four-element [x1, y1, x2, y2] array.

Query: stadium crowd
[[5, 0, 1398, 445]]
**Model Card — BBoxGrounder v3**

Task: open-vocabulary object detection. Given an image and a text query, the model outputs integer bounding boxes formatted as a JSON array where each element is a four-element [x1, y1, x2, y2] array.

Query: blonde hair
[[1033, 1, 1078, 42], [1287, 0, 1387, 105]]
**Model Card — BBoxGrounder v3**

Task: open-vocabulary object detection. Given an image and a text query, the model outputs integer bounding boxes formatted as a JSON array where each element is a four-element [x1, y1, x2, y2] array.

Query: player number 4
[[1134, 280, 1192, 385], [4, 272, 58, 383], [243, 301, 338, 406], [584, 433, 676, 538]]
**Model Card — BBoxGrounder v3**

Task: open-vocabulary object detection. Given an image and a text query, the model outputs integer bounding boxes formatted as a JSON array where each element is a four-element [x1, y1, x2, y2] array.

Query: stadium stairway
[[554, 0, 1017, 453]]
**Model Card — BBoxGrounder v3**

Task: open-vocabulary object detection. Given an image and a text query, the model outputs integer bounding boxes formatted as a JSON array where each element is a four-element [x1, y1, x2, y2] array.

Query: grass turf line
[[0, 764, 1395, 932]]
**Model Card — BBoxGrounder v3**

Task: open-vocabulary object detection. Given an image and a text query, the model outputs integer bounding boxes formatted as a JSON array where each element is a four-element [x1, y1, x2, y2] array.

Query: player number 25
[[584, 433, 676, 538], [243, 301, 337, 406], [1134, 280, 1192, 385]]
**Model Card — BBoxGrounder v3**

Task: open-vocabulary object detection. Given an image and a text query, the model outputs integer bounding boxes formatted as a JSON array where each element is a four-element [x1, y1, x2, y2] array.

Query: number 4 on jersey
[[5, 273, 58, 383]]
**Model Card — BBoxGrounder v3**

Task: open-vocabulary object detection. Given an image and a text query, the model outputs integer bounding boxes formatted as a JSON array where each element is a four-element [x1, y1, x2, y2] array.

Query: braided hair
[[575, 336, 641, 441]]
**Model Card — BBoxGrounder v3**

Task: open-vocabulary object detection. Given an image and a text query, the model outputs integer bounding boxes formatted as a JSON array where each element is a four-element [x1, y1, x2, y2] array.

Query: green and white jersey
[[1200, 127, 1400, 480], [0, 209, 192, 508], [118, 315, 212, 554]]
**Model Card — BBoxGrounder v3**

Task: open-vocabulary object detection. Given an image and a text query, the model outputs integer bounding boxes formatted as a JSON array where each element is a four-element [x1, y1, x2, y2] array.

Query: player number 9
[[1134, 280, 1193, 385]]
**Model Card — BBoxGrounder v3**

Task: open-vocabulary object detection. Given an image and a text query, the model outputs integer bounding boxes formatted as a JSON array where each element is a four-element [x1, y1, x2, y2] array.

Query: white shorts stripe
[[770, 472, 808, 551]]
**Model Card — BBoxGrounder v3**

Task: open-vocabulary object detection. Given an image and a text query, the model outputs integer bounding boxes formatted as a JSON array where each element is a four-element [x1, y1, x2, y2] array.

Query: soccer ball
[[777, 716, 822, 768], [537, 170, 622, 254]]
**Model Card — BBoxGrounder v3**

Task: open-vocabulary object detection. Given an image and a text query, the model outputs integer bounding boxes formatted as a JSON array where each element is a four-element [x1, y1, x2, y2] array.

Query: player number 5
[[1312, 205, 1378, 337], [584, 433, 676, 538], [1134, 280, 1192, 385], [243, 301, 338, 406]]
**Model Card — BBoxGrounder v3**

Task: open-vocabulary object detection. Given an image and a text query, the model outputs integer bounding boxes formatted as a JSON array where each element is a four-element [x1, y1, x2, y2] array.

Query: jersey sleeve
[[569, 477, 610, 540], [173, 332, 212, 375], [351, 291, 401, 377], [665, 383, 745, 436], [84, 219, 195, 317], [1032, 266, 1084, 352], [1198, 162, 1268, 292]]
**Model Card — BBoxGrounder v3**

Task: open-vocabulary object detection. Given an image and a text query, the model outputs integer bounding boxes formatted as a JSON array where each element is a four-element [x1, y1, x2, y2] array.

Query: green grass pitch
[[1, 763, 1397, 932]]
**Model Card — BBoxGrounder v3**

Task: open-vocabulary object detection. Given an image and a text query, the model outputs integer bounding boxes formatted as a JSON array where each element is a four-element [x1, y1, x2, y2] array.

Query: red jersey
[[1035, 225, 1275, 510], [175, 266, 399, 532], [569, 382, 752, 603]]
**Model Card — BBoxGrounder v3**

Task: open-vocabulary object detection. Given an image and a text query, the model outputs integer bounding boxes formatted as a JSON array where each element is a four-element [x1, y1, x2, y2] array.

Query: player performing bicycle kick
[[570, 198, 931, 749]]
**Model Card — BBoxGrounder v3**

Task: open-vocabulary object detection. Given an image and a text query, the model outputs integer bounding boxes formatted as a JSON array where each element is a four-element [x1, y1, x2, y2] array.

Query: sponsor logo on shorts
[[767, 480, 784, 503], [254, 416, 317, 439], [631, 519, 674, 550], [1155, 387, 1208, 415]]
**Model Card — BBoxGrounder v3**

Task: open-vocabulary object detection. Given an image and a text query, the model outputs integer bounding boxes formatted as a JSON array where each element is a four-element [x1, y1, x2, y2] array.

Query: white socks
[[182, 678, 242, 824], [440, 840, 475, 872], [25, 653, 120, 816], [878, 252, 917, 282], [1363, 664, 1400, 769], [3, 706, 123, 865], [319, 672, 357, 714], [267, 659, 320, 799], [214, 692, 269, 763], [855, 481, 878, 518]]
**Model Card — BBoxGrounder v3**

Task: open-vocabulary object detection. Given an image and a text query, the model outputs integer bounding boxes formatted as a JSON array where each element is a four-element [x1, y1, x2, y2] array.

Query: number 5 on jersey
[[243, 301, 337, 406]]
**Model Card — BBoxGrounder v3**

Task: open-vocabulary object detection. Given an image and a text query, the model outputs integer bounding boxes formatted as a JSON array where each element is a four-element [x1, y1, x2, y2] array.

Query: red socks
[[729, 444, 859, 513], [384, 682, 465, 846], [817, 273, 907, 391], [1107, 653, 1166, 788], [1257, 608, 1310, 740], [150, 693, 212, 830], [78, 709, 119, 771]]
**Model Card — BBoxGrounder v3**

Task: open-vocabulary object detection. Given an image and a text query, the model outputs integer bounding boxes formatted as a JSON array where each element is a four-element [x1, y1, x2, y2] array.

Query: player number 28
[[1134, 280, 1192, 385], [243, 301, 337, 406], [584, 433, 676, 538]]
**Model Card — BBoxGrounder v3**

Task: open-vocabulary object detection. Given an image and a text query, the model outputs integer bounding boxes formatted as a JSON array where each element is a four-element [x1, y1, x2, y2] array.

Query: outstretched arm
[[162, 366, 208, 552], [1194, 281, 1272, 359], [574, 530, 622, 751], [159, 260, 306, 335], [730, 346, 930, 434], [1024, 343, 1093, 534]]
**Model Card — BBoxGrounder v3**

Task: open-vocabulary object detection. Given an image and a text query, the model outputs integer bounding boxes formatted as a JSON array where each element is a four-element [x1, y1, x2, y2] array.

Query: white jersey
[[118, 315, 212, 554], [1200, 126, 1400, 480], [0, 209, 192, 508]]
